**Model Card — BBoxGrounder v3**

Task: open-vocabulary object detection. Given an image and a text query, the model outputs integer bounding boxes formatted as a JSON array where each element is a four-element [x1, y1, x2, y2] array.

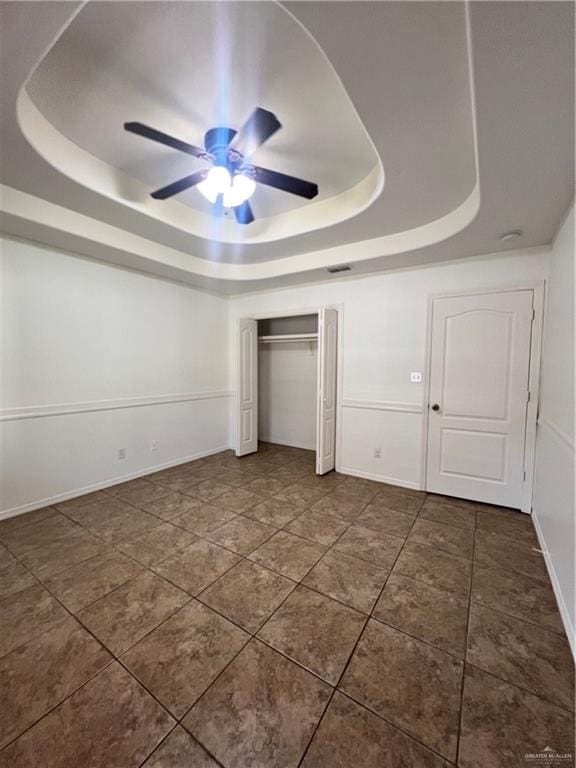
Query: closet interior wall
[[257, 315, 318, 451]]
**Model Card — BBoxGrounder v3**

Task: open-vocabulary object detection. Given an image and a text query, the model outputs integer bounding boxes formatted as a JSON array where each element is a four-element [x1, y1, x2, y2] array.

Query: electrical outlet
[[118, 448, 126, 460], [410, 371, 423, 383], [374, 447, 381, 459], [150, 440, 158, 451]]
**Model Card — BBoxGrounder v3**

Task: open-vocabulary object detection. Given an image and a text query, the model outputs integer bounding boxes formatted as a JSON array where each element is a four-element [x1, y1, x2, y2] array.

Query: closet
[[236, 308, 338, 474]]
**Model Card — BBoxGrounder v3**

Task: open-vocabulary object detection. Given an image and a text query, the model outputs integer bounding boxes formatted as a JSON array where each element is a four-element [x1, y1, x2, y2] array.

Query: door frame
[[236, 304, 344, 468], [419, 282, 545, 513]]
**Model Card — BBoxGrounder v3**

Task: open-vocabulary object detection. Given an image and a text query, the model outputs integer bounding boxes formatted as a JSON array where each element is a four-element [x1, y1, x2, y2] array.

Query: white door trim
[[420, 282, 545, 513]]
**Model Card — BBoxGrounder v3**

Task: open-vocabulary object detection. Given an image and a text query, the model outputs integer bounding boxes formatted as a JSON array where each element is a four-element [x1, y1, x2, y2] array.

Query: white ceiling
[[0, 1, 573, 293]]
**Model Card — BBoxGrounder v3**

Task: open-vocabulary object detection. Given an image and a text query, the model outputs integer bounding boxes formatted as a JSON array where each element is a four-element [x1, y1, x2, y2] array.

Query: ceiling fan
[[124, 107, 319, 225]]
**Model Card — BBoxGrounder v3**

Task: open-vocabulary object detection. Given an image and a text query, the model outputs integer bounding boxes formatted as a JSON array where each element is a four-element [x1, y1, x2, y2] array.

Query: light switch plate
[[410, 371, 423, 383]]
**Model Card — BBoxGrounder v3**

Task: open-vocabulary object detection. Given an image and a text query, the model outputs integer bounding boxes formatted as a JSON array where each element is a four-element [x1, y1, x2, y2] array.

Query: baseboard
[[338, 466, 421, 490], [532, 512, 575, 658], [0, 444, 230, 521]]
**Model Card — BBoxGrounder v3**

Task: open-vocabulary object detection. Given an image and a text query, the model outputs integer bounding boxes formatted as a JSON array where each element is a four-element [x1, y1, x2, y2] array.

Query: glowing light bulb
[[197, 166, 232, 203], [222, 174, 257, 208]]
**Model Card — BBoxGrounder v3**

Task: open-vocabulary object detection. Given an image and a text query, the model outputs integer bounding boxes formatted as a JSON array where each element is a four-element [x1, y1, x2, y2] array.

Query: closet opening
[[236, 308, 338, 474]]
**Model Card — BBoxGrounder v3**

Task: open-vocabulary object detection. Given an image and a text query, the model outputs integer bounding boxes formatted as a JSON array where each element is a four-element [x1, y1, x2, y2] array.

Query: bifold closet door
[[236, 318, 258, 456], [316, 308, 338, 474]]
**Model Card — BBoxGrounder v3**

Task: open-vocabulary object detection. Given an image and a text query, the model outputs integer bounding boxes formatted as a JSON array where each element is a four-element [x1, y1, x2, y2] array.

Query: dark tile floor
[[0, 442, 573, 767]]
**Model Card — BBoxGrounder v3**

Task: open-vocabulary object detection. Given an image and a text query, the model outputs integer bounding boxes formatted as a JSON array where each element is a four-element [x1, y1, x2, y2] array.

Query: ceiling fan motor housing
[[204, 127, 238, 166]]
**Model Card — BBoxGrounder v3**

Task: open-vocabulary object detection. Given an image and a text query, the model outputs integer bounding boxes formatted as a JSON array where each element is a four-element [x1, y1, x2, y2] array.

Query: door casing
[[420, 283, 545, 513]]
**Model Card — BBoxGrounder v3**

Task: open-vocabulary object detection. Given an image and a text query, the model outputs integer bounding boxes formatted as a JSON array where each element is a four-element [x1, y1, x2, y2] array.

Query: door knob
[[431, 404, 440, 411]]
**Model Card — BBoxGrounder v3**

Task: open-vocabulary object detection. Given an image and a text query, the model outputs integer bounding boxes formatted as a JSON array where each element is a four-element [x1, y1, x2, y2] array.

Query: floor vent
[[327, 265, 351, 274]]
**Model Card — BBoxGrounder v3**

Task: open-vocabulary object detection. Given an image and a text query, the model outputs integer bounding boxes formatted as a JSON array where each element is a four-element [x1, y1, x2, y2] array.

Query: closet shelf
[[258, 333, 318, 343]]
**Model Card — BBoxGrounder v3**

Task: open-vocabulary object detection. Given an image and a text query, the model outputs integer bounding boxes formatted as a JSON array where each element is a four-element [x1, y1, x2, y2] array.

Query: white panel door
[[426, 290, 533, 507], [316, 308, 338, 474], [236, 318, 258, 457]]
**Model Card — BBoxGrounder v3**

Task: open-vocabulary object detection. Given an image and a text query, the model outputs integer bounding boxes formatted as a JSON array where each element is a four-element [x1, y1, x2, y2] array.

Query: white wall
[[0, 236, 230, 516], [532, 204, 575, 652], [258, 342, 317, 450], [229, 249, 550, 488]]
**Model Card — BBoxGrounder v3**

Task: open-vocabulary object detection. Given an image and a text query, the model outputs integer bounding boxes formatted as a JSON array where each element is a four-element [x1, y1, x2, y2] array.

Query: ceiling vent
[[327, 265, 351, 274]]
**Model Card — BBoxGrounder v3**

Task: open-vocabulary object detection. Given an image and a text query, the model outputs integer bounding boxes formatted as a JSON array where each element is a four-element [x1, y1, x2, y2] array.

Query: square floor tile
[[0, 544, 15, 569], [153, 539, 240, 595], [426, 494, 476, 511], [340, 620, 463, 761], [475, 506, 538, 546], [242, 477, 292, 498], [45, 550, 144, 613], [258, 586, 365, 684], [0, 560, 37, 601], [204, 516, 276, 555], [474, 530, 548, 582], [459, 665, 574, 768], [0, 507, 59, 536], [77, 571, 190, 655], [187, 479, 234, 502], [243, 497, 301, 527], [0, 662, 174, 768], [0, 617, 111, 748], [183, 639, 331, 768], [0, 514, 81, 556], [214, 488, 261, 513], [373, 573, 468, 657], [154, 476, 203, 494], [471, 565, 564, 634], [55, 491, 109, 513], [419, 498, 476, 530], [467, 603, 574, 711], [142, 492, 204, 521], [303, 550, 388, 613], [0, 584, 69, 658], [332, 478, 381, 503], [123, 601, 248, 718], [199, 560, 295, 633], [172, 503, 237, 537], [84, 508, 161, 544], [63, 496, 135, 526], [117, 523, 197, 567], [408, 518, 473, 559], [112, 483, 172, 507], [356, 503, 415, 538], [309, 494, 367, 523], [248, 531, 326, 580], [273, 483, 328, 509], [20, 530, 107, 580], [142, 727, 219, 767], [393, 540, 472, 596], [370, 488, 424, 514], [107, 479, 154, 497], [285, 509, 349, 546], [334, 524, 403, 569], [301, 691, 451, 768]]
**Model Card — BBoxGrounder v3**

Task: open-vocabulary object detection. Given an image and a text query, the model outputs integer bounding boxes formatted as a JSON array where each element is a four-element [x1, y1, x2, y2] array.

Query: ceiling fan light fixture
[[197, 166, 232, 203], [223, 174, 256, 208]]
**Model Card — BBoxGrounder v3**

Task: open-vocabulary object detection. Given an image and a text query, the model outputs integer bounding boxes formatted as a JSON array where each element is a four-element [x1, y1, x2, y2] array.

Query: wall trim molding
[[0, 444, 230, 520], [341, 399, 423, 415], [537, 416, 575, 453], [338, 465, 421, 491], [532, 512, 575, 658], [0, 390, 233, 422]]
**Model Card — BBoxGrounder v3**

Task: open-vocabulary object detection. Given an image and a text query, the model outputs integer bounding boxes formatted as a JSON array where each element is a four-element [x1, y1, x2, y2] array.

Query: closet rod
[[258, 333, 318, 343]]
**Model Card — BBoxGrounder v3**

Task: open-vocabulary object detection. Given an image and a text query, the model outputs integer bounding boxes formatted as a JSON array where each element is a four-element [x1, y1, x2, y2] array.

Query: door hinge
[[523, 470, 527, 481], [532, 308, 536, 321], [527, 391, 531, 403]]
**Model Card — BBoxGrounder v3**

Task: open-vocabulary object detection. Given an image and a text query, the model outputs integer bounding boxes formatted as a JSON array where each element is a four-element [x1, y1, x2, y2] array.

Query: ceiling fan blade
[[124, 122, 207, 159], [150, 170, 209, 200], [234, 200, 255, 225], [252, 166, 318, 199], [230, 108, 282, 157]]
